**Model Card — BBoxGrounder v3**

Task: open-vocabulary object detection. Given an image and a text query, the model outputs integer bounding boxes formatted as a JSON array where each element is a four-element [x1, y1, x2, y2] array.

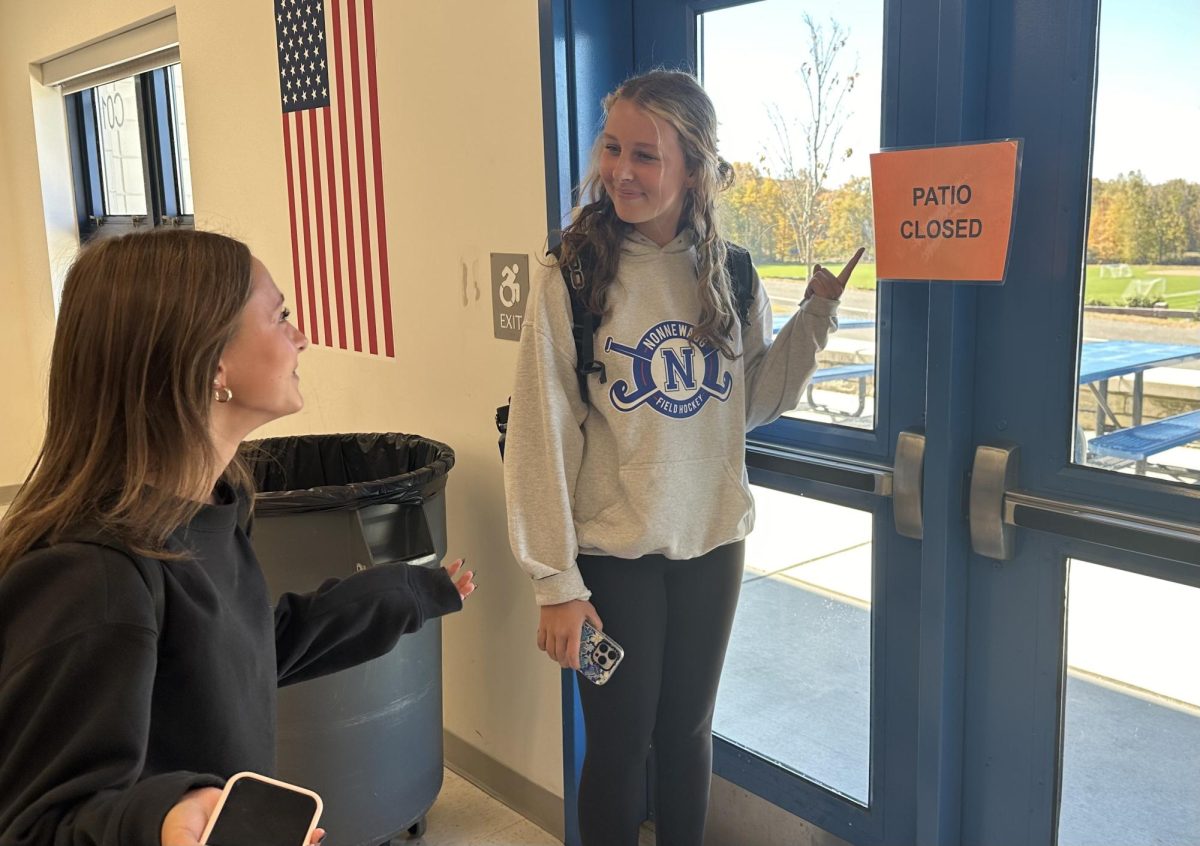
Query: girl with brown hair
[[0, 229, 474, 846]]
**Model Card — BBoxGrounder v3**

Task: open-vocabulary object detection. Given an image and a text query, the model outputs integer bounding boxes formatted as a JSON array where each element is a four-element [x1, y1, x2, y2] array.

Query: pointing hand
[[805, 246, 866, 300]]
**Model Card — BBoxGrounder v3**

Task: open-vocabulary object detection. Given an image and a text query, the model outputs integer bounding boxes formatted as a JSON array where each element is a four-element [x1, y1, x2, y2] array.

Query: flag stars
[[276, 0, 329, 112]]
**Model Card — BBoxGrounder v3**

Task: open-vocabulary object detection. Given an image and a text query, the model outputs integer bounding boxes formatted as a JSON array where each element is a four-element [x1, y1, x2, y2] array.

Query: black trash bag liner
[[246, 433, 455, 515]]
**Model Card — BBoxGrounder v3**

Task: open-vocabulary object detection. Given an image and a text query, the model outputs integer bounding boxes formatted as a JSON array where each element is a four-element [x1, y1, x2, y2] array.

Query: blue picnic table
[[771, 313, 876, 417], [1078, 340, 1200, 470], [1079, 341, 1200, 385], [772, 313, 874, 335]]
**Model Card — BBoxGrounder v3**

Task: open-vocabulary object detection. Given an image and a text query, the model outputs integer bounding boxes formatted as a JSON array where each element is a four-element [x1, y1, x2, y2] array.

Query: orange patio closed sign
[[869, 139, 1022, 282]]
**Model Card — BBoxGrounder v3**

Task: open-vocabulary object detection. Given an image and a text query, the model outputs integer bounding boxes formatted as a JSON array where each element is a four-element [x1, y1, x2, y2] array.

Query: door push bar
[[746, 430, 927, 540], [969, 442, 1200, 564], [745, 441, 893, 497]]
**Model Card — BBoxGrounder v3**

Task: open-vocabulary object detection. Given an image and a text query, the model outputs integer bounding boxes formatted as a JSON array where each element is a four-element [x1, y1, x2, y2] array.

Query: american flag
[[274, 0, 394, 357]]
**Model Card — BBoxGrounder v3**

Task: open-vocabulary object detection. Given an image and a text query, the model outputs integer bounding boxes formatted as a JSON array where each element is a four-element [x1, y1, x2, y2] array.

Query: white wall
[[0, 0, 563, 806]]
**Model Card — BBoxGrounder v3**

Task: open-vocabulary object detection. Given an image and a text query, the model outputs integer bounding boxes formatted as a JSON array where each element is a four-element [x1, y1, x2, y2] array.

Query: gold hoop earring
[[214, 385, 233, 403]]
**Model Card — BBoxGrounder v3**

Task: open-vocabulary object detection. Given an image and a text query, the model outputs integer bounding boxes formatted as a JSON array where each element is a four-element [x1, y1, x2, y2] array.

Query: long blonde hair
[[0, 229, 255, 572], [556, 69, 739, 356]]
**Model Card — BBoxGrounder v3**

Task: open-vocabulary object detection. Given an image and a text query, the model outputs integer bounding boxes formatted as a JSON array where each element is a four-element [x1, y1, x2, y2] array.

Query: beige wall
[[0, 0, 563, 804], [0, 62, 54, 486]]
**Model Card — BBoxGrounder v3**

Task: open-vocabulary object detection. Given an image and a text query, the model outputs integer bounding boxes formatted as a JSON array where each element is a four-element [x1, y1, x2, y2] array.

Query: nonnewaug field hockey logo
[[605, 320, 732, 418]]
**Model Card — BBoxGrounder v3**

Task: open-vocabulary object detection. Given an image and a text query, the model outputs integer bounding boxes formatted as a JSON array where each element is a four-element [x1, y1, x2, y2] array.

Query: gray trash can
[[247, 433, 455, 845]]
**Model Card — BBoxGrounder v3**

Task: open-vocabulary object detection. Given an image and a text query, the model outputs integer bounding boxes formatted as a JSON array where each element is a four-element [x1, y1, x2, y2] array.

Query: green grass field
[[758, 262, 878, 291], [757, 262, 1200, 309], [1082, 266, 1200, 311]]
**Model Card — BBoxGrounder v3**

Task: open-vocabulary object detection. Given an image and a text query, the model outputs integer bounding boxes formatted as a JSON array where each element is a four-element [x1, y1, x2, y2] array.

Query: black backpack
[[496, 241, 755, 458]]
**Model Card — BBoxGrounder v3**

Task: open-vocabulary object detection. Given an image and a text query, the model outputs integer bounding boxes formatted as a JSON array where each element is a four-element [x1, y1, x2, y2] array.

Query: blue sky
[[700, 0, 1199, 186]]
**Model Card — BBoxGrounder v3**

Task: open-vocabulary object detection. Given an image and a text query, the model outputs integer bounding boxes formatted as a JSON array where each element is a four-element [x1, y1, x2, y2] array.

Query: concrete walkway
[[714, 487, 1200, 843]]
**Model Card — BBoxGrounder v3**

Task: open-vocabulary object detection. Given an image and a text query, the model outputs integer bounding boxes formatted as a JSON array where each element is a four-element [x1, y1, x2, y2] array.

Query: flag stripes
[[275, 0, 394, 357]]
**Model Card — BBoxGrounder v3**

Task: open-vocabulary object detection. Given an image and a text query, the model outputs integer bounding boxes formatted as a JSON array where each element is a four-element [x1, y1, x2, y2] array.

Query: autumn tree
[[817, 176, 874, 260], [763, 14, 858, 271], [1150, 179, 1192, 262], [718, 160, 787, 263], [1186, 182, 1200, 253], [1086, 178, 1120, 263], [1087, 173, 1199, 263], [1115, 172, 1157, 263]]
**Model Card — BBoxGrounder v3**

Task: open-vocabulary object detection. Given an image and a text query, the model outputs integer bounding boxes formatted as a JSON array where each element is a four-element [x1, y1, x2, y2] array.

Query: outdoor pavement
[[713, 486, 1200, 845]]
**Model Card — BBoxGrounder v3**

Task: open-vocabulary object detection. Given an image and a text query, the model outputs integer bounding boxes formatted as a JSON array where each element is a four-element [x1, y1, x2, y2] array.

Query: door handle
[[969, 441, 1199, 563], [969, 442, 1020, 560], [894, 430, 925, 539]]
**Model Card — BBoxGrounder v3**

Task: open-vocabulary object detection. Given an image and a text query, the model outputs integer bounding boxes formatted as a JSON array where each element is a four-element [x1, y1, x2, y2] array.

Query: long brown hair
[[556, 69, 739, 356], [0, 229, 255, 573]]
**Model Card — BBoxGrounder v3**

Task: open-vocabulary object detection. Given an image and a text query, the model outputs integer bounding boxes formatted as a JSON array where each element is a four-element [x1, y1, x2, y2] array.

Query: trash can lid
[[247, 433, 454, 514]]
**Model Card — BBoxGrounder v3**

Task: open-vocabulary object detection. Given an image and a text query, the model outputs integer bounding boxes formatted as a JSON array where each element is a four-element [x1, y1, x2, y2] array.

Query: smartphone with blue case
[[579, 619, 624, 685]]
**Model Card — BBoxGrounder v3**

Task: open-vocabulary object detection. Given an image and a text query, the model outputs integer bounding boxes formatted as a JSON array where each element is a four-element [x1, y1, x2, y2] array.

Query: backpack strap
[[723, 241, 756, 327], [549, 244, 607, 405]]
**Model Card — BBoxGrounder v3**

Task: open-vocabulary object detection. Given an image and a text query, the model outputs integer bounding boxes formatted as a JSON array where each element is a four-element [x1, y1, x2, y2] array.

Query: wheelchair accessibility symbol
[[491, 253, 530, 342], [499, 263, 521, 308]]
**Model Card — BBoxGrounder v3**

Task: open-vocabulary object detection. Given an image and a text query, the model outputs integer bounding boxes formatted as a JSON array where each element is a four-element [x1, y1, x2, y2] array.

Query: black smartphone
[[200, 772, 323, 846]]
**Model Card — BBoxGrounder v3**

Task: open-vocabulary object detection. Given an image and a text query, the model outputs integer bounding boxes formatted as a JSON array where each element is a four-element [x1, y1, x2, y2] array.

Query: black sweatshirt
[[0, 486, 462, 846]]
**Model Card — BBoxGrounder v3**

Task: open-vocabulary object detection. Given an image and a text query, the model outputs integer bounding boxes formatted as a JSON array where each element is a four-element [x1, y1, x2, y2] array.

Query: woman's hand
[[446, 558, 475, 601], [537, 600, 602, 670], [161, 787, 221, 846], [161, 787, 326, 845], [805, 246, 866, 300]]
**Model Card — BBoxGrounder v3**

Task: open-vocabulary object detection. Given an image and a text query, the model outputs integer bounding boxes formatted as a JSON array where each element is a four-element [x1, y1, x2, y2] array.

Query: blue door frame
[[537, 1, 1196, 844], [537, 2, 931, 844]]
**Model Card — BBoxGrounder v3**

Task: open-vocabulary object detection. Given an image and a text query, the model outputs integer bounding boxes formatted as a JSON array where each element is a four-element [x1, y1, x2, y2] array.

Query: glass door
[[539, 1, 1199, 844], [957, 0, 1200, 843], [541, 2, 932, 844], [682, 3, 927, 844]]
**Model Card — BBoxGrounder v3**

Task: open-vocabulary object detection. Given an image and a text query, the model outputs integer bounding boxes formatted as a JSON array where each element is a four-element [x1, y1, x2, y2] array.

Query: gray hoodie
[[504, 230, 838, 605]]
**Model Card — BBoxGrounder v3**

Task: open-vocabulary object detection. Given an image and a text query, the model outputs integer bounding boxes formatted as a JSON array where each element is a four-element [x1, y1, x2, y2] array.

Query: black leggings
[[575, 541, 745, 846]]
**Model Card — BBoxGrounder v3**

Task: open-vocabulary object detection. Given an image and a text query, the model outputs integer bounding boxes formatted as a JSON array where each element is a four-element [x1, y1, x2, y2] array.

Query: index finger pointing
[[837, 247, 867, 285]]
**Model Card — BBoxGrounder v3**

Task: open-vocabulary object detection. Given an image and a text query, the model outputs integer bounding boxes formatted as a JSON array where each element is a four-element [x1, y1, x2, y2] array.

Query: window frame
[[65, 64, 194, 240]]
